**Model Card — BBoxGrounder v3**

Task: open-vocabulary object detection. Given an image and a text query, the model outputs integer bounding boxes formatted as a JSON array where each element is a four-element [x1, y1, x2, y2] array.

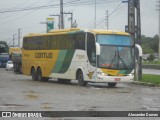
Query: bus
[[0, 53, 9, 68], [22, 28, 142, 87]]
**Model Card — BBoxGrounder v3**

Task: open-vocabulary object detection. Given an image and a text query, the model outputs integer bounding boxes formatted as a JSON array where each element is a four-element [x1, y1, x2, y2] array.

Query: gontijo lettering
[[35, 52, 53, 58]]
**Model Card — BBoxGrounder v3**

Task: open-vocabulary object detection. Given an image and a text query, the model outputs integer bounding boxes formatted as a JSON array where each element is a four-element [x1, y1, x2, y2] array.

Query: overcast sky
[[0, 0, 159, 46]]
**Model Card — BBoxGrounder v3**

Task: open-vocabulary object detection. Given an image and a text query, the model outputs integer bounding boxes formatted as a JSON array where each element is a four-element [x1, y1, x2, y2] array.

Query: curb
[[132, 81, 160, 87], [142, 65, 160, 70]]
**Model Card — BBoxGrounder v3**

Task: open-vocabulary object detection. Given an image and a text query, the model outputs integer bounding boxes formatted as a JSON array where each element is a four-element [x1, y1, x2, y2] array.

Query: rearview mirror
[[135, 44, 143, 57]]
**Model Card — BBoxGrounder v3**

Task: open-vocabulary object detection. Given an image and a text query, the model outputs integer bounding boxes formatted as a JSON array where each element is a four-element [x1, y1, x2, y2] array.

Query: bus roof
[[89, 29, 130, 35], [24, 28, 130, 37]]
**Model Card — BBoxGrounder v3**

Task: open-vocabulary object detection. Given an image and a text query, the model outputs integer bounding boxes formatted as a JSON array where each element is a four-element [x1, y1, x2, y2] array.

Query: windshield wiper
[[117, 49, 128, 69], [109, 50, 117, 69]]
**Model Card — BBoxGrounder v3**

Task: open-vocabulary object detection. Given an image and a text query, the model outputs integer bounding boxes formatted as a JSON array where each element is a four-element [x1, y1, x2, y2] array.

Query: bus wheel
[[31, 68, 37, 81], [108, 83, 117, 88], [37, 68, 43, 81], [77, 70, 87, 86]]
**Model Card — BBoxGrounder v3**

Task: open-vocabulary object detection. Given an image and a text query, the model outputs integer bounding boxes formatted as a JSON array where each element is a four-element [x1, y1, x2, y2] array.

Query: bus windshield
[[97, 34, 134, 70], [97, 34, 133, 46]]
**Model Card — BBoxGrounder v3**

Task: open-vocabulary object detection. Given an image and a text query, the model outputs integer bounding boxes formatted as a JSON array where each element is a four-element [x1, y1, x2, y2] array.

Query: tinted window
[[23, 32, 85, 50], [87, 33, 96, 66]]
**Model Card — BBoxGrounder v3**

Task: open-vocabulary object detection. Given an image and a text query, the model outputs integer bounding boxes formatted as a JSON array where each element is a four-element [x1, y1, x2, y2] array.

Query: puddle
[[41, 103, 52, 110], [23, 90, 36, 93], [141, 106, 160, 111], [0, 104, 24, 108], [117, 91, 131, 93], [25, 94, 39, 100]]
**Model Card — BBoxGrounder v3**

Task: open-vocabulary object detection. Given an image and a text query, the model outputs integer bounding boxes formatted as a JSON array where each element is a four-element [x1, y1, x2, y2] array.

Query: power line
[[0, 10, 38, 26], [0, 0, 117, 14]]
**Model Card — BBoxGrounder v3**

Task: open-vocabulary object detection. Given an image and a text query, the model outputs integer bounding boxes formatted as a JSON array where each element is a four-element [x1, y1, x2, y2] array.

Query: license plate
[[115, 78, 121, 81]]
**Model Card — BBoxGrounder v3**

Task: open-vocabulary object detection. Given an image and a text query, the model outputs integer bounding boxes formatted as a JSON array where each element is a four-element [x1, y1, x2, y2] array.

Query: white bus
[[22, 28, 142, 87]]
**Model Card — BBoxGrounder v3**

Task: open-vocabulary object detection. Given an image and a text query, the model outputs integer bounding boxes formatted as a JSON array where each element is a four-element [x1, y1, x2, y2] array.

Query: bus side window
[[74, 33, 85, 50], [87, 33, 96, 66]]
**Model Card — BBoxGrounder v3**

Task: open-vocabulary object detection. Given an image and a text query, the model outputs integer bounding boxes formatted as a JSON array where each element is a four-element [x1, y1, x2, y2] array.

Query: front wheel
[[77, 70, 87, 86], [108, 83, 117, 88]]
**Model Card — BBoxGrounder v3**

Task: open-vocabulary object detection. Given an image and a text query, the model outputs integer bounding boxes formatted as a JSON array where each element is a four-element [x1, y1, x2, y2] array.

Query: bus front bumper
[[95, 74, 134, 83]]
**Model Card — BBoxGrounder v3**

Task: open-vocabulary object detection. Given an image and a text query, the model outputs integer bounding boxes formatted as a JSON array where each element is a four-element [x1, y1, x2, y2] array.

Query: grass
[[143, 60, 160, 65], [141, 74, 160, 85]]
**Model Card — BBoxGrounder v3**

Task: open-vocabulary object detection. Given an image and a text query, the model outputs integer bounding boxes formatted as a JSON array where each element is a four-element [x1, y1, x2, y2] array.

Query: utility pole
[[135, 0, 142, 80], [18, 28, 21, 47], [13, 34, 17, 47], [106, 10, 109, 29], [94, 0, 97, 29], [60, 0, 64, 29], [158, 0, 160, 59], [128, 0, 135, 38], [125, 0, 142, 80]]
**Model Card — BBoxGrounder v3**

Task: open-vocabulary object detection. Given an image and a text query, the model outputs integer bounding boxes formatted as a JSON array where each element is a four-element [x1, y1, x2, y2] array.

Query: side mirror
[[96, 43, 100, 55], [135, 44, 143, 57]]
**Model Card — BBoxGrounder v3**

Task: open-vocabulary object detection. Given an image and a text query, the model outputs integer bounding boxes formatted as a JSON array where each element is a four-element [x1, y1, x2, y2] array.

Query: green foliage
[[143, 60, 160, 65], [142, 74, 160, 85], [141, 35, 159, 54], [147, 53, 154, 61], [0, 41, 9, 53]]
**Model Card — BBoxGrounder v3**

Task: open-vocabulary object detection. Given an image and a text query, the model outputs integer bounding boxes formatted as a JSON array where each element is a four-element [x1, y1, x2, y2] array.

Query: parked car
[[6, 61, 13, 71]]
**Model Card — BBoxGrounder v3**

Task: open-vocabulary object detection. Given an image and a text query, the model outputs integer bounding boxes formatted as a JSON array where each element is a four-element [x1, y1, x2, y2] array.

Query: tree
[[148, 53, 154, 61], [141, 35, 159, 54], [0, 41, 9, 53]]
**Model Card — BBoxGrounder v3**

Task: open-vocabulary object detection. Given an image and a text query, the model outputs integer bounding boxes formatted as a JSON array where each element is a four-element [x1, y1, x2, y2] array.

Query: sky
[[0, 0, 159, 46]]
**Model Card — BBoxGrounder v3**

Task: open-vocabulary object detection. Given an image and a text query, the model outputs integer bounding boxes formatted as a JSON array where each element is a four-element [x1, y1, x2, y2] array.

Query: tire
[[37, 68, 42, 81], [77, 70, 87, 86], [108, 83, 117, 88], [37, 68, 49, 82], [31, 68, 37, 81], [18, 64, 22, 73]]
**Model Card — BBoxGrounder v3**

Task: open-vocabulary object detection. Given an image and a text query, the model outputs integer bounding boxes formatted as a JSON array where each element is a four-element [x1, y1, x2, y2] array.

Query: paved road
[[143, 69, 160, 75], [0, 68, 160, 120]]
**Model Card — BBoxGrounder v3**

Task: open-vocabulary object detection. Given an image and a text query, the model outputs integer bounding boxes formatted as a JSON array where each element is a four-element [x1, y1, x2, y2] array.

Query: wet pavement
[[0, 68, 160, 120], [143, 69, 160, 75]]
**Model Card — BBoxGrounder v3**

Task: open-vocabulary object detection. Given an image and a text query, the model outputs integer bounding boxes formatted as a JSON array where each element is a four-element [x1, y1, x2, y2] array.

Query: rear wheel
[[77, 70, 87, 86], [37, 68, 42, 81], [31, 68, 37, 80], [108, 83, 117, 88], [37, 68, 49, 82]]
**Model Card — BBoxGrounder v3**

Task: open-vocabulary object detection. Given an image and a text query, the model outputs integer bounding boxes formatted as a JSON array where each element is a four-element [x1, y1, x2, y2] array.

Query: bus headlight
[[127, 73, 134, 76], [98, 72, 108, 76]]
